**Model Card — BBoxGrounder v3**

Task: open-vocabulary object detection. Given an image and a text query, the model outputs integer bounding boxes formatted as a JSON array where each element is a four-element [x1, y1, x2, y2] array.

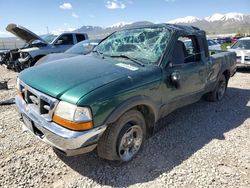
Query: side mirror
[[54, 39, 63, 45], [170, 72, 181, 88]]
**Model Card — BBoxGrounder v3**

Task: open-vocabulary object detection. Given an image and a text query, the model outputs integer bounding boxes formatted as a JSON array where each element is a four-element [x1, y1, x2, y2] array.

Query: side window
[[76, 34, 85, 42], [171, 35, 201, 65], [57, 34, 74, 45]]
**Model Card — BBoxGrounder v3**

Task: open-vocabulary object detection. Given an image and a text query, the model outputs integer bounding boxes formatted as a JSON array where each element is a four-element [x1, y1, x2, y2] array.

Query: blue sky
[[0, 0, 249, 36]]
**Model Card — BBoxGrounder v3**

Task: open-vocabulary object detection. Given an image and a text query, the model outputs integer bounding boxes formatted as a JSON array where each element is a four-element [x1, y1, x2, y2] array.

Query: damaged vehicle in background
[[0, 49, 10, 65], [2, 24, 88, 71], [35, 39, 101, 66]]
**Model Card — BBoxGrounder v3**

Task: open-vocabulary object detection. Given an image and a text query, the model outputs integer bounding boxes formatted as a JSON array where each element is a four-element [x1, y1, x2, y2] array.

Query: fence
[[0, 39, 25, 50]]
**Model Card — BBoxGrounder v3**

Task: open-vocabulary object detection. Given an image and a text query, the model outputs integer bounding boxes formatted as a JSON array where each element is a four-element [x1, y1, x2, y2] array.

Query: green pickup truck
[[16, 24, 236, 162]]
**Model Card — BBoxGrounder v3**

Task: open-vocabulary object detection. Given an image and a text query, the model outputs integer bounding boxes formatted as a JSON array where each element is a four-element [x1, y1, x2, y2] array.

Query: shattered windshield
[[94, 27, 171, 64]]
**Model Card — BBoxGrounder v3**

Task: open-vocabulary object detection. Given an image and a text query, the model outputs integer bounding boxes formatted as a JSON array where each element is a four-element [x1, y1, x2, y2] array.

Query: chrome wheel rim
[[118, 125, 143, 161], [217, 80, 226, 100]]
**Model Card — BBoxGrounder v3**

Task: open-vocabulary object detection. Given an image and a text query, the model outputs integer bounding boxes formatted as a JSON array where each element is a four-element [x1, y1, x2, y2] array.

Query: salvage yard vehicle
[[0, 49, 9, 64], [228, 37, 250, 67], [2, 24, 88, 71], [35, 39, 101, 66], [207, 39, 222, 51], [16, 24, 236, 162]]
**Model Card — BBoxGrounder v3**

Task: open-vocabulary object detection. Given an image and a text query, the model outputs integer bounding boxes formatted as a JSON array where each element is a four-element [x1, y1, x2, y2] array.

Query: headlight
[[53, 101, 93, 131]]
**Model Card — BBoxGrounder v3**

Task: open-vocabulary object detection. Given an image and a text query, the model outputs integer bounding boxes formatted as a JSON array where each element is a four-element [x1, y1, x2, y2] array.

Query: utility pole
[[46, 26, 49, 34]]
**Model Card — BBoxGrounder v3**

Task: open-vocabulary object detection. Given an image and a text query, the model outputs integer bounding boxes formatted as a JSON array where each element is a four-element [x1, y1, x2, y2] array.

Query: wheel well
[[223, 70, 230, 82], [135, 105, 155, 135]]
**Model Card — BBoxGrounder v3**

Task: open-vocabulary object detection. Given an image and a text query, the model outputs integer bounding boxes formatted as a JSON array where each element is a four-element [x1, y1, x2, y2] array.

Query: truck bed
[[210, 50, 237, 76]]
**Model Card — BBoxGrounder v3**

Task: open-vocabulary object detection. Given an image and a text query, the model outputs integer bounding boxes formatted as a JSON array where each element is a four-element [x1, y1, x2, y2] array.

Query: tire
[[97, 109, 146, 162], [204, 74, 228, 102]]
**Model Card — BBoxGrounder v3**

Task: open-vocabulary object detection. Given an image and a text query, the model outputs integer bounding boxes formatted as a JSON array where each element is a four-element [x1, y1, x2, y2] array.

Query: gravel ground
[[0, 65, 249, 188]]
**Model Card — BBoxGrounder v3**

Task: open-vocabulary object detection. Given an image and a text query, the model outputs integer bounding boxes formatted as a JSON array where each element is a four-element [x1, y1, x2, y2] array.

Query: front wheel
[[204, 74, 228, 102], [97, 110, 146, 162]]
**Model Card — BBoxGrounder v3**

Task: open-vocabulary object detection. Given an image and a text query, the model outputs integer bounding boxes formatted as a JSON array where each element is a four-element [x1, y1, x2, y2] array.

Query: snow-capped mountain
[[74, 12, 250, 38], [76, 21, 154, 38], [166, 12, 250, 34], [110, 21, 132, 28], [205, 13, 225, 22], [167, 16, 201, 24], [205, 12, 246, 22], [167, 12, 250, 24]]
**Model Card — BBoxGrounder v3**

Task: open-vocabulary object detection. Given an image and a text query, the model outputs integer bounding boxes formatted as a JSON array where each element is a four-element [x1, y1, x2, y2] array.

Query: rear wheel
[[204, 74, 227, 102], [97, 109, 146, 162]]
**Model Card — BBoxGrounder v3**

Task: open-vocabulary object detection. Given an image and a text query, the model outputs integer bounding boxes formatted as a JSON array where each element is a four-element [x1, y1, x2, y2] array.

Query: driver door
[[54, 34, 74, 52], [160, 35, 207, 115]]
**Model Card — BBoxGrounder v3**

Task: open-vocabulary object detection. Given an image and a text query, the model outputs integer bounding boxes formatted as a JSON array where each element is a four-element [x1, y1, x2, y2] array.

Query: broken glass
[[95, 27, 172, 64]]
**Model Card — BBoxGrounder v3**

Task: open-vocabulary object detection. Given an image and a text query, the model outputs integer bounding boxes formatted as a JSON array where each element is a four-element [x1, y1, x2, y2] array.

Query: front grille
[[19, 81, 59, 121]]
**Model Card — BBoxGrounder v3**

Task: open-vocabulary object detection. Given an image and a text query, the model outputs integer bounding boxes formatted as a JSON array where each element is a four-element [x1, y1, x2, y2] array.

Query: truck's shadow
[[56, 87, 250, 187], [237, 67, 250, 73]]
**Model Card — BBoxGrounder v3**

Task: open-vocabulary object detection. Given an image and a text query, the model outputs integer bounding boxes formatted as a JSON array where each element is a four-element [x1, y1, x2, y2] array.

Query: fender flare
[[104, 95, 160, 125]]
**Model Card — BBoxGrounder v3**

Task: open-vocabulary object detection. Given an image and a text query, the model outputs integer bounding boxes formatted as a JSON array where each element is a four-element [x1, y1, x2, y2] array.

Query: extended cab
[[4, 23, 88, 71], [16, 24, 236, 162]]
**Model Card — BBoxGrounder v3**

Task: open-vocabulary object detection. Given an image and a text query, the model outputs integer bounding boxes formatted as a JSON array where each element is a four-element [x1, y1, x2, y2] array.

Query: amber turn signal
[[17, 90, 23, 98], [53, 114, 93, 131]]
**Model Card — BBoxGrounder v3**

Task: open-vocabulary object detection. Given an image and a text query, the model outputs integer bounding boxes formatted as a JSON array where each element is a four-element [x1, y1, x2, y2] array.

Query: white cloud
[[72, 12, 79, 18], [105, 0, 126, 9], [59, 3, 72, 10]]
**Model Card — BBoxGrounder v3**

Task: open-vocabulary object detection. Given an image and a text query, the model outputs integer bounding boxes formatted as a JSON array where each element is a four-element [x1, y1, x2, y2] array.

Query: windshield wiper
[[110, 55, 145, 67], [92, 50, 104, 58]]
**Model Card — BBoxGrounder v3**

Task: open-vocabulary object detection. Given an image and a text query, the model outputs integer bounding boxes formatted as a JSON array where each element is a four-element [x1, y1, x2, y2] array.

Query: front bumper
[[236, 57, 250, 66], [15, 95, 107, 156]]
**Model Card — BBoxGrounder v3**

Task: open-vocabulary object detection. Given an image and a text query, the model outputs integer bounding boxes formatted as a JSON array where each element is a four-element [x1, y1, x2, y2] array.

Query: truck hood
[[35, 53, 79, 66], [6, 23, 49, 45], [19, 55, 144, 104]]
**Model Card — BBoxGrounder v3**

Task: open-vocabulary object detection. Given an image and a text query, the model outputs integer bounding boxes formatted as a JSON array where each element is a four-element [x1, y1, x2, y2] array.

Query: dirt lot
[[0, 65, 249, 188]]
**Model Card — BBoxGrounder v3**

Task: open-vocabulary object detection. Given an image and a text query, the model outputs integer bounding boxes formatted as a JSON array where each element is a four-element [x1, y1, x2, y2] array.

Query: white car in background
[[228, 37, 250, 67], [207, 39, 221, 51]]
